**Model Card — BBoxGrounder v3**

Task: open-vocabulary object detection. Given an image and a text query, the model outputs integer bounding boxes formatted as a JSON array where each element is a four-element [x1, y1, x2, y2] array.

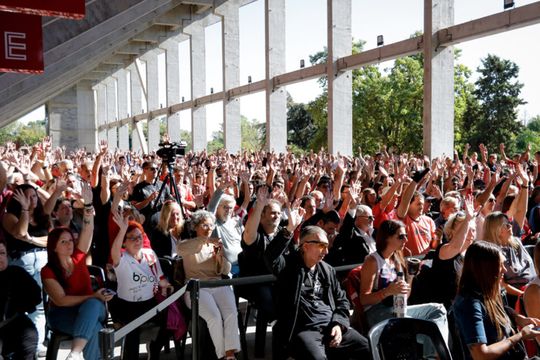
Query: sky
[[18, 0, 540, 141]]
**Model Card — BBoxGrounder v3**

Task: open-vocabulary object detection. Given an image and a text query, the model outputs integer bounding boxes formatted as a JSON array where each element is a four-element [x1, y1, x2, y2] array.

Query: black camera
[[156, 141, 187, 163]]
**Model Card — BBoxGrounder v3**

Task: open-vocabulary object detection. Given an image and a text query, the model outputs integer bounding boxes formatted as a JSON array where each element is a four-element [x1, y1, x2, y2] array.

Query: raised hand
[[13, 189, 30, 210]]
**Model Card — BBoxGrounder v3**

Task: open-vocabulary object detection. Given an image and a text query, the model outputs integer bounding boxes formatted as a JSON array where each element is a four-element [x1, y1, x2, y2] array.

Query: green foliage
[[287, 102, 317, 149], [304, 37, 474, 154], [461, 54, 525, 154], [0, 120, 47, 146], [527, 115, 540, 132], [241, 116, 264, 151], [206, 116, 264, 153]]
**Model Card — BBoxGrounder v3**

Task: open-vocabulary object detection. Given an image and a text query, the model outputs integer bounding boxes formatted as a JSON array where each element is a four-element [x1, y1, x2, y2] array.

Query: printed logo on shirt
[[132, 272, 158, 284]]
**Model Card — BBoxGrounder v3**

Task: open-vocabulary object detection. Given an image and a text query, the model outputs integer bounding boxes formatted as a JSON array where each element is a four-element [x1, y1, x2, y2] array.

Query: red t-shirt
[[41, 249, 93, 298], [401, 214, 436, 256], [372, 203, 397, 230]]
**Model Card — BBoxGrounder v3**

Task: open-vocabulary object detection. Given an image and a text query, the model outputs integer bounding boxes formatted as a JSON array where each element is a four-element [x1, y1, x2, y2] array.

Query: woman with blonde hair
[[150, 200, 184, 258], [483, 211, 536, 306], [453, 241, 540, 359]]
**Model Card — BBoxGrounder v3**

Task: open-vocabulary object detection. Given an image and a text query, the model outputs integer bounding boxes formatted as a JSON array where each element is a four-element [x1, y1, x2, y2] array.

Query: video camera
[[156, 141, 187, 163]]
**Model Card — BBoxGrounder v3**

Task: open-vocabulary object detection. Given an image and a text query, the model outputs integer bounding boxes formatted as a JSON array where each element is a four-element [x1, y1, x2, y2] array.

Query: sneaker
[[65, 351, 84, 360]]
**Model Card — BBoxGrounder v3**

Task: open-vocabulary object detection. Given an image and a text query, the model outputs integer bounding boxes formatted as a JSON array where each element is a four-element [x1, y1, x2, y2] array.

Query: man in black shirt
[[265, 224, 370, 360], [131, 161, 171, 232]]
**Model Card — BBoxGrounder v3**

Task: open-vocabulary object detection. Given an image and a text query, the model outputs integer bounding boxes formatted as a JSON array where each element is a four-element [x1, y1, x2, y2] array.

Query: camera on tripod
[[156, 141, 187, 163]]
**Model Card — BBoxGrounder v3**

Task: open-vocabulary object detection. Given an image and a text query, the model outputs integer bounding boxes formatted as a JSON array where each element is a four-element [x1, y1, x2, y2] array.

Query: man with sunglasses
[[131, 161, 171, 232], [326, 205, 375, 267], [265, 224, 370, 359]]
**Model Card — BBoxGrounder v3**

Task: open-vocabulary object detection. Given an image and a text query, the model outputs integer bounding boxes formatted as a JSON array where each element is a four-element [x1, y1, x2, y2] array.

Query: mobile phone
[[103, 289, 116, 296]]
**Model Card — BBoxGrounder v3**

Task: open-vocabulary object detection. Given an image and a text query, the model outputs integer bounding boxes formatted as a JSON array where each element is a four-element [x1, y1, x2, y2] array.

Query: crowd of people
[[1, 136, 540, 359]]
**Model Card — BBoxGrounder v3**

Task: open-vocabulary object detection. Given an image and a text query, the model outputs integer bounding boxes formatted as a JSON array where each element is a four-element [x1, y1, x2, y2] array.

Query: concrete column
[[116, 69, 130, 151], [144, 51, 162, 152], [265, 0, 287, 153], [129, 64, 145, 153], [47, 86, 79, 151], [423, 0, 454, 158], [217, 0, 241, 154], [186, 21, 207, 152], [106, 78, 118, 150], [162, 37, 184, 143], [76, 81, 98, 152], [95, 84, 108, 143], [327, 0, 352, 156]]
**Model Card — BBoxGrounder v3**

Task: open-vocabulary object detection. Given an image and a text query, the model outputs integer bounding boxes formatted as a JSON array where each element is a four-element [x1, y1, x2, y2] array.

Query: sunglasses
[[358, 215, 375, 221], [304, 240, 329, 249], [398, 234, 408, 240], [488, 198, 496, 203]]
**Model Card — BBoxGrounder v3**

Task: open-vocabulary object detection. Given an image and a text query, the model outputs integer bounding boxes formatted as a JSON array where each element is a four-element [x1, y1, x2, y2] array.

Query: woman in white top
[[178, 210, 240, 360], [111, 212, 171, 359], [359, 220, 449, 345]]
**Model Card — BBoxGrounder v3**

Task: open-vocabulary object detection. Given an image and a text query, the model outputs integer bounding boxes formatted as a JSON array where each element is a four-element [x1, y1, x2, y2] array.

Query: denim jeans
[[10, 249, 47, 349], [48, 298, 106, 360]]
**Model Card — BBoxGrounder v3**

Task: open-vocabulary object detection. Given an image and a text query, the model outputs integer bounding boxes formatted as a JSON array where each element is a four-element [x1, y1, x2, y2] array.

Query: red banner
[[0, 0, 85, 19], [0, 12, 43, 73]]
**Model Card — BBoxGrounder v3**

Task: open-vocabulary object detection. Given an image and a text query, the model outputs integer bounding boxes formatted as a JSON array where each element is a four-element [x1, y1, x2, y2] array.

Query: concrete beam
[[116, 69, 130, 151], [265, 0, 287, 153], [143, 50, 162, 151], [102, 54, 137, 66], [185, 20, 207, 152], [162, 39, 183, 142], [217, 0, 241, 154], [130, 25, 174, 44], [423, 0, 454, 159], [115, 43, 151, 55], [438, 1, 540, 47], [154, 5, 192, 29], [327, 0, 352, 156]]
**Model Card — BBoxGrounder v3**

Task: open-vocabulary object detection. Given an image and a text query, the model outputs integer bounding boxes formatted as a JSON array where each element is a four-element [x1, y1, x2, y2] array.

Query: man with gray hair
[[207, 184, 243, 275], [265, 221, 370, 359], [326, 204, 375, 267]]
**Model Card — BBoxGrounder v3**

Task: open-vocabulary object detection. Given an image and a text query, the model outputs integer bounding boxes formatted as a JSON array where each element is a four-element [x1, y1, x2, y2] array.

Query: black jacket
[[326, 212, 371, 266], [264, 229, 351, 347]]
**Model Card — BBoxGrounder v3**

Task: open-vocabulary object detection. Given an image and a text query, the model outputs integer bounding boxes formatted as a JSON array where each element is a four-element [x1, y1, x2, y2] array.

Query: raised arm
[[242, 186, 269, 246], [439, 195, 474, 260], [110, 210, 129, 267], [77, 182, 95, 254]]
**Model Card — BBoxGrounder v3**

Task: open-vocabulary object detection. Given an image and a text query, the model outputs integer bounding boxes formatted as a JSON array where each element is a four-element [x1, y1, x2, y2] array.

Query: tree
[[207, 116, 264, 153], [0, 120, 47, 146], [287, 102, 316, 149], [306, 37, 474, 155], [462, 54, 525, 153]]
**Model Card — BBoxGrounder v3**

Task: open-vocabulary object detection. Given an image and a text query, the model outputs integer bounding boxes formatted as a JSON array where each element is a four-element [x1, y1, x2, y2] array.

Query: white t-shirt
[[115, 248, 164, 302]]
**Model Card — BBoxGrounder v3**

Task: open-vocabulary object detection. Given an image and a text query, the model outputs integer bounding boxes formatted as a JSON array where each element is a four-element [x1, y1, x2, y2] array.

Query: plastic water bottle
[[393, 271, 407, 318]]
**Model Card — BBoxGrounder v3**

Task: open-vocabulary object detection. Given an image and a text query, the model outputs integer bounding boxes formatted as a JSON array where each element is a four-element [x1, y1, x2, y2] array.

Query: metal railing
[[98, 263, 363, 360]]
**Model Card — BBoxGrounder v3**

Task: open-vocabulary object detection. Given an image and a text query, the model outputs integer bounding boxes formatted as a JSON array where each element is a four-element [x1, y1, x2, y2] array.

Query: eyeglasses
[[304, 240, 329, 250], [398, 234, 408, 240], [358, 215, 375, 221], [125, 234, 143, 242], [198, 223, 215, 229], [488, 198, 496, 203]]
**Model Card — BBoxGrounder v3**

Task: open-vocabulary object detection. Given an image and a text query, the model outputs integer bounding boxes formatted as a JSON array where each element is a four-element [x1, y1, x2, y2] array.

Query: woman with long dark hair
[[42, 183, 113, 360], [2, 183, 53, 354], [359, 219, 448, 339], [453, 240, 540, 359]]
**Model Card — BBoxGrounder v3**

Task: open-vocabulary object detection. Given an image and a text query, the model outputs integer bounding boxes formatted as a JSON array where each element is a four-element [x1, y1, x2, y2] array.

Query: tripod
[[153, 161, 186, 219]]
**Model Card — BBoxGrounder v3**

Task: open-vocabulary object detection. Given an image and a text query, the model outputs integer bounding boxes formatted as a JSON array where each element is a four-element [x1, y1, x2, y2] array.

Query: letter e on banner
[[0, 12, 43, 73]]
